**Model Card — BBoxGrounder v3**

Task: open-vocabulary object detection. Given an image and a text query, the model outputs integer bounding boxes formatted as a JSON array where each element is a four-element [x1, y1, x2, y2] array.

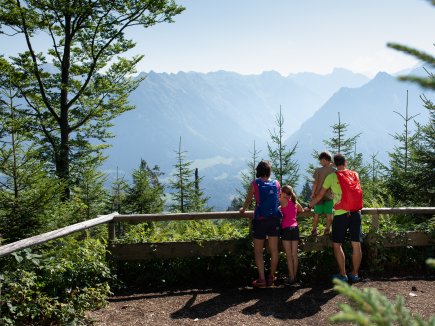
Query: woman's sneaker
[[332, 274, 348, 282], [347, 273, 361, 283]]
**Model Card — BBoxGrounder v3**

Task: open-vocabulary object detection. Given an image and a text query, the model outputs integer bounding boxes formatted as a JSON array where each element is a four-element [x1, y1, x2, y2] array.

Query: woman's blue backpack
[[254, 179, 282, 219]]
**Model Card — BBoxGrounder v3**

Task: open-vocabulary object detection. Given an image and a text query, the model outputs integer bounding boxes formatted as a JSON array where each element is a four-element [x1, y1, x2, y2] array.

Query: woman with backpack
[[240, 160, 281, 288]]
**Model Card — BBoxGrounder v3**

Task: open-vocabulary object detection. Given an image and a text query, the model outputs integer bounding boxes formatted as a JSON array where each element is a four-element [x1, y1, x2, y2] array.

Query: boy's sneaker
[[347, 273, 361, 283], [332, 274, 348, 282]]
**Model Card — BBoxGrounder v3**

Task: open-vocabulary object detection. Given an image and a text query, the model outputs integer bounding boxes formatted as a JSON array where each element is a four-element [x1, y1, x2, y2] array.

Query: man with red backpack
[[309, 153, 363, 283]]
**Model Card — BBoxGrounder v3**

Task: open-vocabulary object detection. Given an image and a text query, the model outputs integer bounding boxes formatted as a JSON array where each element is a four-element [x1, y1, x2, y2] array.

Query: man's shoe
[[332, 274, 348, 282], [347, 273, 360, 283]]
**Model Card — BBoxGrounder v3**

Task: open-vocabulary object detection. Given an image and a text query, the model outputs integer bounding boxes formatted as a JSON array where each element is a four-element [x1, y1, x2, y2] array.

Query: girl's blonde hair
[[282, 185, 297, 204]]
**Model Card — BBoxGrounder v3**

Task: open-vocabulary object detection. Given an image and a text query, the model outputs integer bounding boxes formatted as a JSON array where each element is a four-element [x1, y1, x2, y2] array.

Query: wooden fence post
[[370, 211, 380, 233], [368, 210, 380, 263], [108, 222, 116, 245]]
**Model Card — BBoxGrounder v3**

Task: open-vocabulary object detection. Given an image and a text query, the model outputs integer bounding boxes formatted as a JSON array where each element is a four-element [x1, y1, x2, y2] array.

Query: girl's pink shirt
[[281, 198, 298, 228]]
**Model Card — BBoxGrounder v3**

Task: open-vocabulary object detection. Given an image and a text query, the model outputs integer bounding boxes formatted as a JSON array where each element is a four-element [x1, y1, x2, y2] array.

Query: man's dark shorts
[[281, 226, 300, 241], [252, 217, 280, 239], [331, 211, 362, 243]]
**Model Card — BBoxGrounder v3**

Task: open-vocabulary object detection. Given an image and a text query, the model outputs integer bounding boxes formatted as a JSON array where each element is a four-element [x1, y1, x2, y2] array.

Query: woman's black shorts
[[252, 217, 280, 239]]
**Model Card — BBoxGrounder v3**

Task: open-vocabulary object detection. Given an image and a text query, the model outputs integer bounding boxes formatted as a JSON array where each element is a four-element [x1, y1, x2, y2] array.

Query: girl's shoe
[[311, 228, 318, 236], [324, 228, 330, 236], [252, 278, 266, 288]]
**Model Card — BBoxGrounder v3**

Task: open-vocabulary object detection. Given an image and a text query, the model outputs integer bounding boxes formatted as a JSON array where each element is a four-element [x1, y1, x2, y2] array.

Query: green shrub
[[331, 279, 435, 325], [0, 236, 112, 325]]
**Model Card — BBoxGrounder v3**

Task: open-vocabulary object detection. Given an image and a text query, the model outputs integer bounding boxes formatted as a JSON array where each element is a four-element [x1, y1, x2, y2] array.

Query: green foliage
[[125, 159, 165, 214], [299, 180, 312, 205], [117, 218, 250, 243], [0, 236, 112, 325], [331, 279, 435, 325], [0, 0, 185, 197], [0, 79, 65, 242], [107, 167, 130, 214], [235, 141, 261, 211], [267, 106, 299, 187], [168, 137, 210, 212], [407, 95, 435, 206]]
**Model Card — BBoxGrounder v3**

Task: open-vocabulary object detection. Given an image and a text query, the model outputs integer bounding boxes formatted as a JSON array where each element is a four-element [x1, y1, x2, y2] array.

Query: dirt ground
[[88, 276, 435, 325]]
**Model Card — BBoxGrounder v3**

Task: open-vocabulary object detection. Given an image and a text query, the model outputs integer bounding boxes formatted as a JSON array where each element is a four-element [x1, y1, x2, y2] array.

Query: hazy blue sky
[[125, 0, 435, 77], [2, 0, 434, 77]]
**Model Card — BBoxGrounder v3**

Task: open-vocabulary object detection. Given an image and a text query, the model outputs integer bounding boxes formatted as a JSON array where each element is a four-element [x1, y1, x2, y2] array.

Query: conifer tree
[[384, 91, 421, 205], [305, 113, 368, 194], [0, 0, 184, 199], [72, 162, 108, 222], [0, 69, 62, 242], [323, 112, 363, 170], [233, 141, 261, 211], [108, 167, 129, 214], [408, 95, 435, 206], [388, 23, 435, 206], [169, 137, 209, 212], [267, 106, 299, 187], [299, 180, 312, 205], [125, 159, 165, 214]]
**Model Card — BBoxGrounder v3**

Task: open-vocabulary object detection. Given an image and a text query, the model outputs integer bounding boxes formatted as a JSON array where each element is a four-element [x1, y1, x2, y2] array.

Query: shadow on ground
[[166, 284, 337, 321]]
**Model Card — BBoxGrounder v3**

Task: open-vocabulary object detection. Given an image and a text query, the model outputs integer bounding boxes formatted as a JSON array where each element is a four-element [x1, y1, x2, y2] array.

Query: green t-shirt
[[322, 172, 347, 216]]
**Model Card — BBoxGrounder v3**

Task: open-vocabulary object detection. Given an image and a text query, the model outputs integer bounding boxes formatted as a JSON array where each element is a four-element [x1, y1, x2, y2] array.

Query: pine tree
[[305, 113, 368, 195], [388, 26, 435, 206], [384, 91, 421, 205], [190, 168, 211, 212], [169, 137, 209, 213], [73, 153, 108, 221], [299, 180, 312, 205], [408, 95, 435, 206], [108, 167, 129, 214], [0, 70, 63, 242], [0, 0, 184, 199], [267, 106, 299, 187], [234, 141, 261, 211], [126, 159, 165, 214]]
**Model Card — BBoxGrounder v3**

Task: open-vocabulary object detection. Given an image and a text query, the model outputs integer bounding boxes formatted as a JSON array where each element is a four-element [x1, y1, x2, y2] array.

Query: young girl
[[279, 185, 303, 285], [240, 160, 281, 288]]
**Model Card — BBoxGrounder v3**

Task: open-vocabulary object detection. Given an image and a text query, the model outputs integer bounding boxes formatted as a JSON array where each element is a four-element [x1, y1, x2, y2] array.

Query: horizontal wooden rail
[[109, 207, 435, 260], [114, 207, 433, 222], [0, 212, 119, 258], [1, 208, 433, 259]]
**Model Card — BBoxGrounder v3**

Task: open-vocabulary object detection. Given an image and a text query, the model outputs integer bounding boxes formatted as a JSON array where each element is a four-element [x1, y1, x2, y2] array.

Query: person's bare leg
[[282, 240, 294, 280], [253, 238, 265, 280], [268, 236, 279, 281], [351, 241, 362, 276], [312, 214, 319, 235], [290, 240, 299, 280], [325, 214, 333, 234], [333, 242, 346, 276]]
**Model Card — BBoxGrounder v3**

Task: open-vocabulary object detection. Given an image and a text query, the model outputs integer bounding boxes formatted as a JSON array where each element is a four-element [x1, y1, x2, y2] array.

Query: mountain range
[[103, 67, 431, 210]]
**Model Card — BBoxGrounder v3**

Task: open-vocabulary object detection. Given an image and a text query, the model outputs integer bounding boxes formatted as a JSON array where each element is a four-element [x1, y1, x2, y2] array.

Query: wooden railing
[[1, 207, 433, 260]]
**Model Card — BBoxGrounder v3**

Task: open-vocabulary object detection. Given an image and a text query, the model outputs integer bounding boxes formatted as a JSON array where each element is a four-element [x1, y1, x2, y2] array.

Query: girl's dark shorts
[[281, 226, 300, 241], [252, 217, 280, 239], [331, 211, 362, 243]]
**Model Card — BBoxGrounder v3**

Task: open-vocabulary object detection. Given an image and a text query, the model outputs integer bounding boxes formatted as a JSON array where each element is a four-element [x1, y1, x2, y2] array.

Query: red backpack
[[334, 170, 363, 212]]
